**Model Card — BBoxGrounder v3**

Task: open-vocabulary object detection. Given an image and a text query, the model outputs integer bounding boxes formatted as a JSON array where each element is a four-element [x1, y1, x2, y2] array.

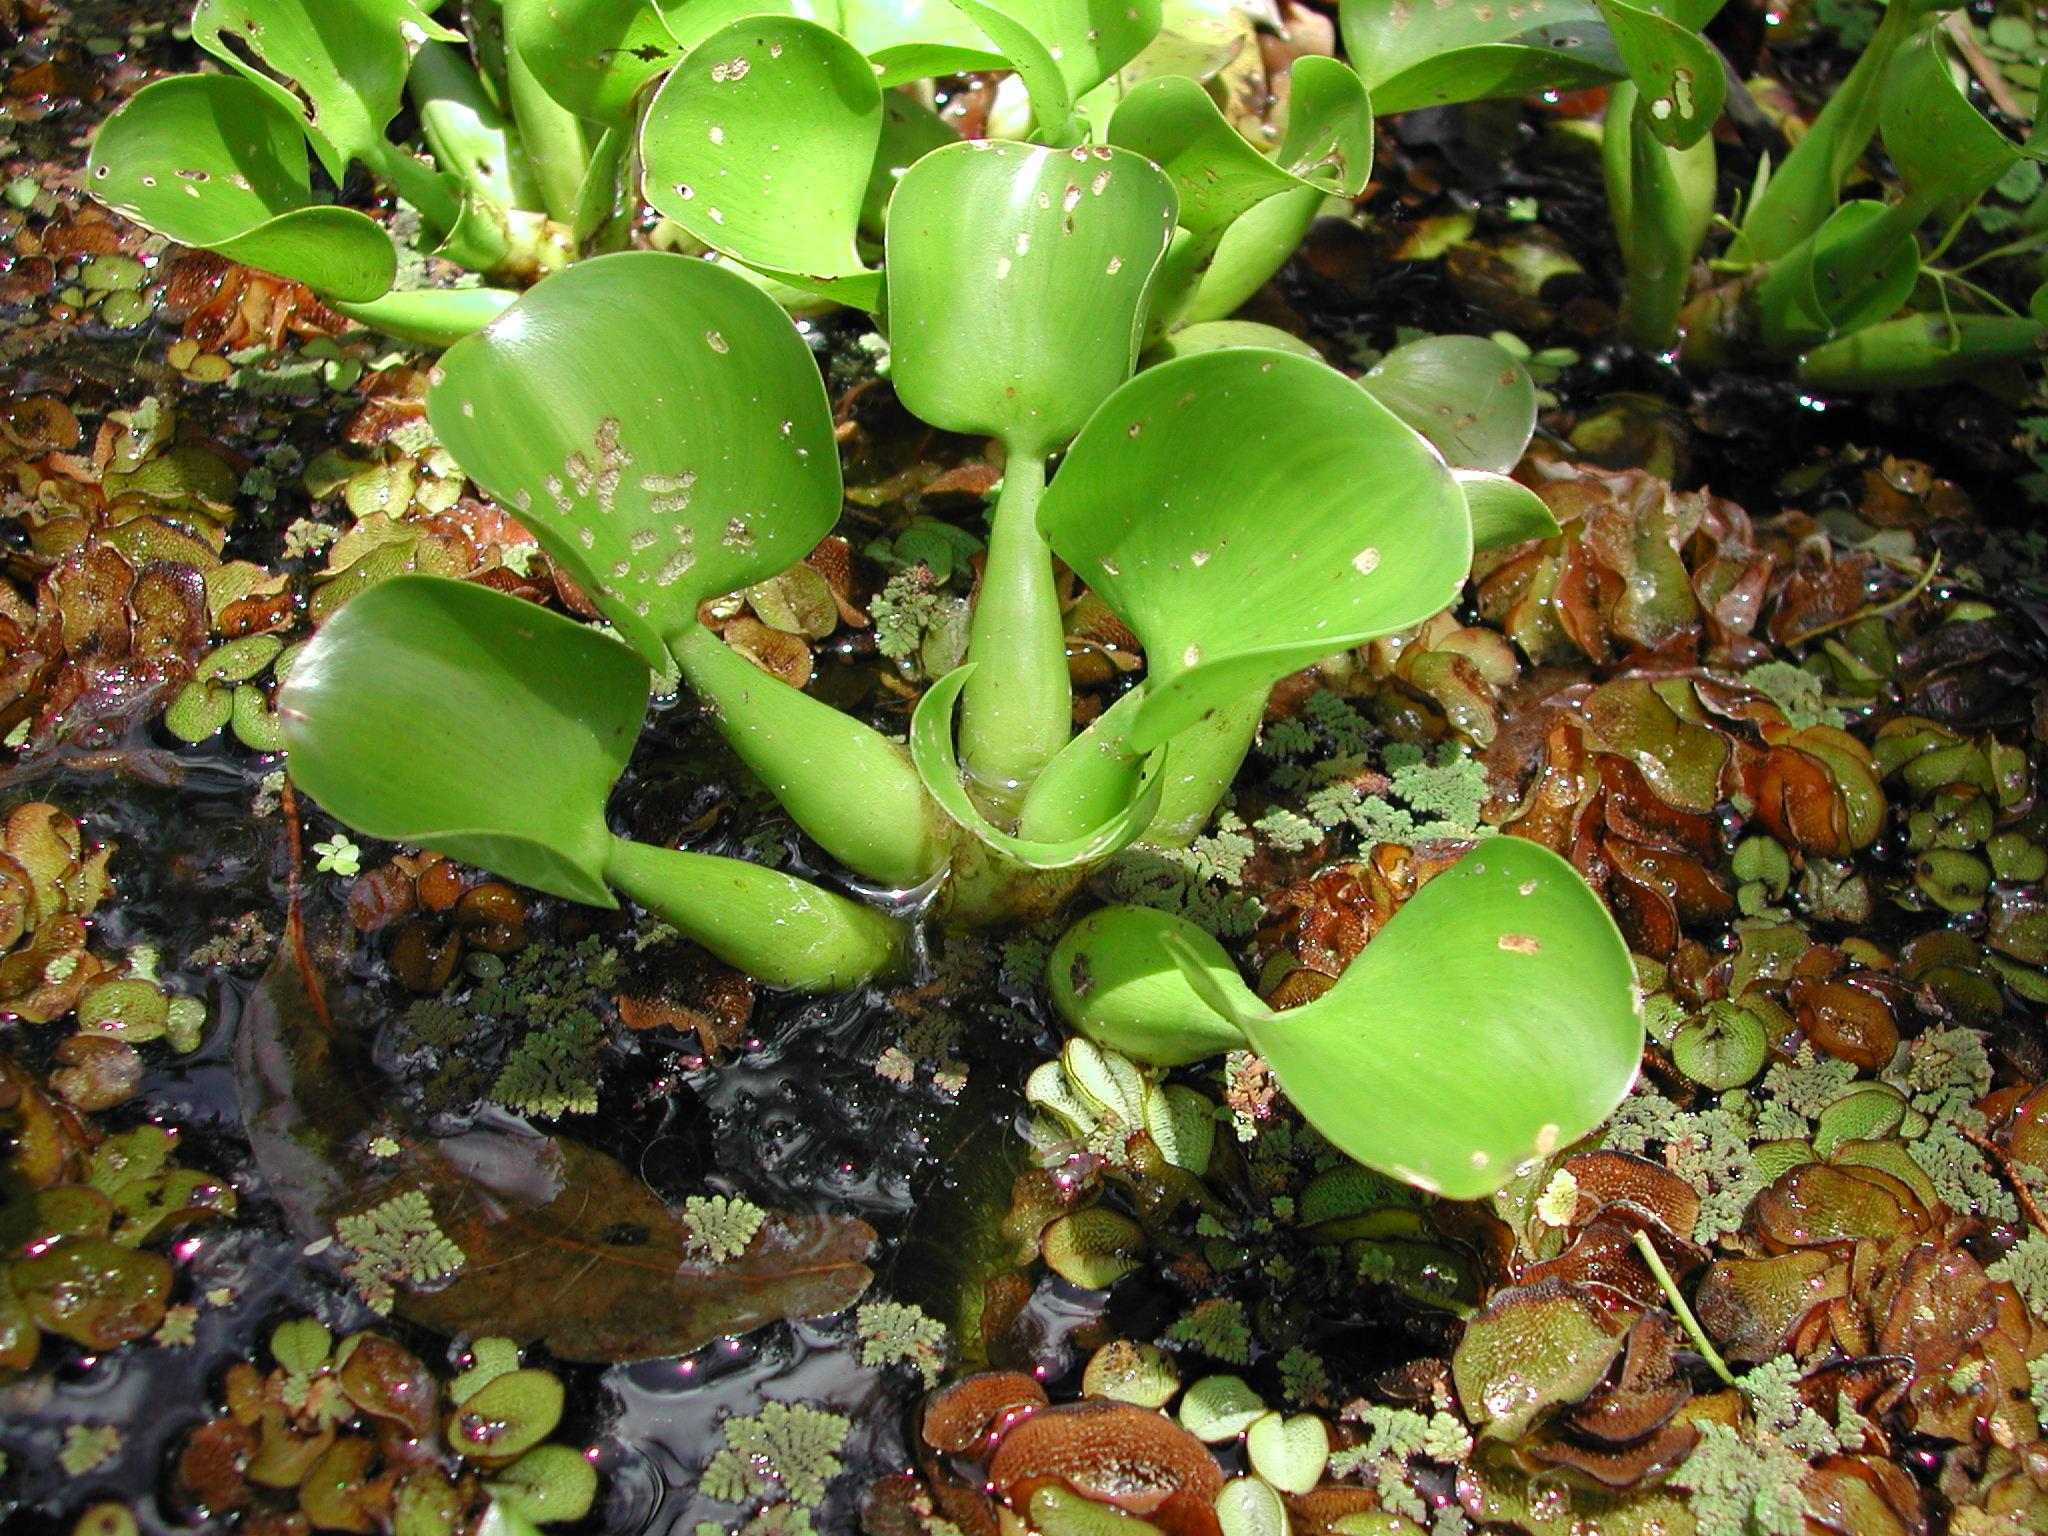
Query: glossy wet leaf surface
[[1039, 348, 1471, 752], [87, 76, 395, 301], [427, 252, 842, 666], [278, 575, 648, 907], [642, 17, 884, 309], [886, 140, 1177, 457]]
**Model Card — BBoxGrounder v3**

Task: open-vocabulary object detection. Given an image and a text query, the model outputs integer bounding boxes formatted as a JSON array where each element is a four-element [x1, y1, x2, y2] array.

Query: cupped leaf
[[1456, 470, 1563, 551], [1594, 0, 1725, 151], [1340, 0, 1621, 113], [327, 286, 521, 346], [1230, 838, 1641, 1199], [191, 0, 460, 177], [911, 666, 1167, 869], [426, 251, 841, 668], [1038, 349, 1471, 754], [277, 575, 647, 907], [1108, 58, 1370, 243], [1360, 333, 1536, 473], [886, 140, 1178, 457], [1754, 199, 1921, 354], [88, 76, 396, 303], [946, 0, 1164, 142], [1880, 28, 2026, 207], [1048, 903, 1251, 1065], [642, 17, 884, 309], [506, 0, 683, 127]]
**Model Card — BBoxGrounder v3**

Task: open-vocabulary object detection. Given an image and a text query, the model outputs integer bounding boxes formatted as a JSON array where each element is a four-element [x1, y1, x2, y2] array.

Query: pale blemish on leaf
[[1499, 933, 1541, 953]]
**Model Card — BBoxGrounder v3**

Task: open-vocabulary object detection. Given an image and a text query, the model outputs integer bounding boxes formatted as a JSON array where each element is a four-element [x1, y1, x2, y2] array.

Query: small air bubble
[[710, 125, 725, 144]]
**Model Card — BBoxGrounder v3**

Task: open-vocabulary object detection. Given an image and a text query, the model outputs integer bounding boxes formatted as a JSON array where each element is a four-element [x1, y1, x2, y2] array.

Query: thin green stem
[[1952, 226, 2048, 276], [369, 138, 465, 242], [1631, 1230, 1739, 1388], [959, 453, 1069, 818]]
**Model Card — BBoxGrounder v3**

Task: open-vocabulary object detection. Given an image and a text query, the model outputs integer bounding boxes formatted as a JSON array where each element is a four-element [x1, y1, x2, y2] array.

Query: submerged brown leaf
[[238, 902, 874, 1362]]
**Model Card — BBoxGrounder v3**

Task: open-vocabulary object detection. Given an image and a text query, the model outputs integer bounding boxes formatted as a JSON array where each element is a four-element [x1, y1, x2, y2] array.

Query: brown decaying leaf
[[236, 897, 874, 1363]]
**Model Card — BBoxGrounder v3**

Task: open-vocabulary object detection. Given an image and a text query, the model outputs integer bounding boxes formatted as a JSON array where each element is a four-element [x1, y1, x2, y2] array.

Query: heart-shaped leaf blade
[[88, 75, 396, 302], [1238, 838, 1641, 1199], [278, 575, 648, 907], [1360, 334, 1536, 474], [427, 252, 841, 669], [1038, 349, 1472, 753], [887, 141, 1178, 457], [643, 17, 884, 308]]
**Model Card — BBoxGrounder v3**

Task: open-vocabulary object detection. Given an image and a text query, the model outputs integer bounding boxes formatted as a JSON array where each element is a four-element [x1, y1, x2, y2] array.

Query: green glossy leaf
[[87, 76, 396, 303], [506, 0, 683, 126], [1360, 333, 1536, 473], [278, 576, 646, 907], [945, 0, 1164, 141], [427, 252, 841, 669], [191, 0, 459, 177], [1233, 838, 1640, 1199], [886, 140, 1178, 457], [642, 17, 884, 309], [1048, 904, 1249, 1065], [1038, 349, 1470, 754], [1052, 840, 1640, 1198], [1594, 0, 1724, 150], [1457, 470, 1562, 551], [911, 666, 1167, 869], [1879, 29, 2022, 205], [1754, 199, 1921, 353], [1108, 59, 1369, 243], [838, 0, 1006, 83], [658, 0, 813, 49], [1146, 320, 1324, 361], [1340, 0, 1620, 113]]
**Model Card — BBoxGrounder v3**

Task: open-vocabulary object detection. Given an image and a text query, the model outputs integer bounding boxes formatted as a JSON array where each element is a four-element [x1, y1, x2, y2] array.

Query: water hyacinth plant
[[154, 0, 1658, 1197]]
